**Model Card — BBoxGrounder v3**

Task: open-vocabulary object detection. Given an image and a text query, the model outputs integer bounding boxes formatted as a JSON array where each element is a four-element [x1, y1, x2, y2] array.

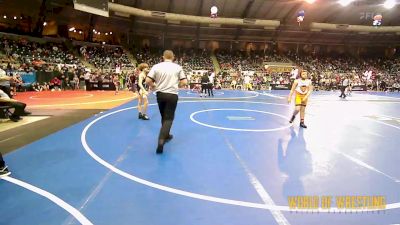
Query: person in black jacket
[[200, 74, 209, 97]]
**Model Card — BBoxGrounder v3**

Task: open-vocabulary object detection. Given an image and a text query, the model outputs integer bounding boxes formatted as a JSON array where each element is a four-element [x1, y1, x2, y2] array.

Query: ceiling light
[[338, 0, 353, 6], [384, 0, 396, 9]]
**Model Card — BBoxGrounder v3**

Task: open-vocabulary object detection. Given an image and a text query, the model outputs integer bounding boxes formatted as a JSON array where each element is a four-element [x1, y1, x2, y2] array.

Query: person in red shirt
[[50, 77, 61, 91]]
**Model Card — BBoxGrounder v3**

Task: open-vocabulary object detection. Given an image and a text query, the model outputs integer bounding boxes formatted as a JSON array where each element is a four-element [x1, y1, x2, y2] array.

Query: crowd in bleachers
[[79, 45, 133, 70], [216, 50, 264, 72], [0, 32, 399, 95], [289, 53, 400, 91], [178, 49, 213, 71], [216, 50, 292, 73], [135, 48, 213, 71], [135, 48, 161, 67], [0, 36, 80, 72]]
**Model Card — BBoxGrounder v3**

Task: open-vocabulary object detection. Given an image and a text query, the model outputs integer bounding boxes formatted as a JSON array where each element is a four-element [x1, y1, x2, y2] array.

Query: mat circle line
[[190, 108, 292, 132], [81, 100, 400, 212]]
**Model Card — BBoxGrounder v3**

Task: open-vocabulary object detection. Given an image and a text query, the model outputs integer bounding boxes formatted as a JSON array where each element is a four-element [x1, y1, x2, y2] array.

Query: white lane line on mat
[[253, 91, 285, 99], [2, 176, 94, 225], [224, 138, 291, 225], [335, 151, 400, 183]]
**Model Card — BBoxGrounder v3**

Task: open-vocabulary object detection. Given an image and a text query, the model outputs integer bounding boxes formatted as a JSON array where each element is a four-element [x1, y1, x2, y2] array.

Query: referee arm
[[145, 69, 156, 90], [0, 76, 11, 81]]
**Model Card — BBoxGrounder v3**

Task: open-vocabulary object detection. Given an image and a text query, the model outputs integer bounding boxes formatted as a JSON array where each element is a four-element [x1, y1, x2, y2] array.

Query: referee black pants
[[340, 85, 347, 98], [85, 79, 91, 91], [207, 83, 214, 96], [156, 92, 178, 145], [201, 84, 207, 95], [0, 152, 5, 168]]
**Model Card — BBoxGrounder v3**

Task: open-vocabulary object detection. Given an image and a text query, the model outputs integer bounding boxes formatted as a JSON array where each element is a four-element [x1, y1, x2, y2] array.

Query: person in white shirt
[[84, 70, 91, 91], [208, 72, 215, 97], [230, 79, 237, 90], [146, 50, 187, 154], [244, 75, 252, 91], [0, 68, 12, 97]]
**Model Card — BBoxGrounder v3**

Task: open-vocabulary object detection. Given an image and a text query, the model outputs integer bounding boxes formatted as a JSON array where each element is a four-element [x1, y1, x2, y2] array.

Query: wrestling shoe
[[141, 114, 150, 120], [156, 145, 163, 154], [300, 122, 308, 128]]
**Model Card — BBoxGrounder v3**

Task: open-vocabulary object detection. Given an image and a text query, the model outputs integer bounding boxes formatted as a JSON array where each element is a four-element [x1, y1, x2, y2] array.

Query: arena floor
[[1, 89, 400, 225]]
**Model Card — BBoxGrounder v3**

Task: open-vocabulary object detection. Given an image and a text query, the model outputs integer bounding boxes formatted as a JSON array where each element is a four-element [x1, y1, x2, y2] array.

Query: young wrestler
[[288, 70, 313, 128]]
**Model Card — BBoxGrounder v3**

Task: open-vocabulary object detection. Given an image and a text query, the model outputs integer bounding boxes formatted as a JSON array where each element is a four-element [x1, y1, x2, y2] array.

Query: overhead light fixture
[[211, 6, 218, 14], [384, 0, 396, 9], [93, 29, 96, 32], [73, 30, 77, 33], [43, 22, 47, 26], [109, 32, 112, 35], [105, 32, 108, 35], [210, 6, 218, 18], [69, 27, 75, 31], [13, 16, 17, 20], [338, 0, 353, 6], [79, 31, 83, 34], [3, 15, 6, 19]]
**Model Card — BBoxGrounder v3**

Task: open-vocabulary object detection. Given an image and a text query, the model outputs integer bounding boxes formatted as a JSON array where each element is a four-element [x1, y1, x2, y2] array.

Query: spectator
[[32, 82, 42, 92], [0, 68, 12, 97], [50, 76, 61, 91], [0, 89, 31, 122]]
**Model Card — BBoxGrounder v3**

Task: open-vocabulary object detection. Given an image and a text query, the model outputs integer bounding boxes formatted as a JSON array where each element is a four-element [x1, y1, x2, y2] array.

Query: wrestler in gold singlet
[[288, 70, 313, 128]]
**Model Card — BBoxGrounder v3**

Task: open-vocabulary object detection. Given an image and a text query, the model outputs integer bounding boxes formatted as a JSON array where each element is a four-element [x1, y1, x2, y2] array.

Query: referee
[[339, 75, 349, 99], [146, 50, 187, 154]]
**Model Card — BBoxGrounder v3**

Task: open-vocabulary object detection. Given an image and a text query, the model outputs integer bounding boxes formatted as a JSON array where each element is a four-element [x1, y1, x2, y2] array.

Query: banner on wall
[[13, 71, 37, 84], [264, 65, 295, 73], [351, 85, 367, 91], [271, 84, 291, 90]]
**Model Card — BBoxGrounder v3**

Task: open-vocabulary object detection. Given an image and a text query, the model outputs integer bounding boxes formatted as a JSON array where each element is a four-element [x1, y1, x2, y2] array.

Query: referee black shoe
[[0, 166, 11, 177]]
